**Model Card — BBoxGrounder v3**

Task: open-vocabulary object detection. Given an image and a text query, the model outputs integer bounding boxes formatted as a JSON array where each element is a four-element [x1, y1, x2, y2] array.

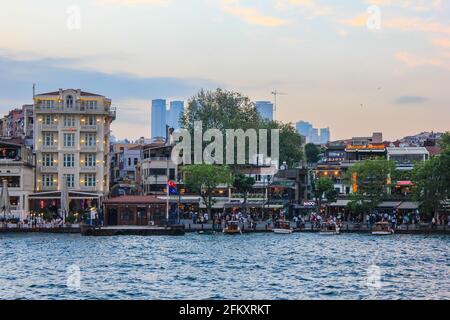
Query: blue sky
[[0, 0, 449, 140]]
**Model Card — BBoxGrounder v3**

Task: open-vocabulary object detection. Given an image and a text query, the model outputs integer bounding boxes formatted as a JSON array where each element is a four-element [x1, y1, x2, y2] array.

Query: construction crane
[[271, 90, 287, 120]]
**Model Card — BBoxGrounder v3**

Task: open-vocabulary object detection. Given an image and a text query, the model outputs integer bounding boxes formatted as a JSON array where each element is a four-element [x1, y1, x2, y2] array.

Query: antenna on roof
[[33, 83, 36, 99]]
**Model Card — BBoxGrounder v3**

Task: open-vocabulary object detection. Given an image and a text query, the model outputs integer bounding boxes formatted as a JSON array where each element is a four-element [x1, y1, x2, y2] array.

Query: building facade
[[0, 140, 35, 218], [151, 99, 167, 139], [255, 101, 274, 121], [167, 101, 184, 130], [31, 89, 115, 213]]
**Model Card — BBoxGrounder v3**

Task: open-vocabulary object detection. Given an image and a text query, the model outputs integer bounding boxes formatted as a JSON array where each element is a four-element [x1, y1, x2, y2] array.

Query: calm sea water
[[0, 232, 448, 300]]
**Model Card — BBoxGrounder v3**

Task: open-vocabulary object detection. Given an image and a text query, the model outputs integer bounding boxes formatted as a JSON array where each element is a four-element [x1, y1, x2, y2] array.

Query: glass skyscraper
[[255, 101, 274, 121], [151, 99, 167, 139], [167, 101, 185, 130]]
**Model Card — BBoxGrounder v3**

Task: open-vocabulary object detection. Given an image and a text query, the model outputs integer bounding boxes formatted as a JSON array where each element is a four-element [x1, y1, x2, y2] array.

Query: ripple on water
[[0, 233, 449, 299]]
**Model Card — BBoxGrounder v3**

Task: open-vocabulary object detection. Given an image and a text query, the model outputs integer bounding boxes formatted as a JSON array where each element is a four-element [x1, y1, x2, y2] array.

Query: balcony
[[40, 166, 58, 173], [80, 185, 97, 192], [80, 125, 98, 131], [40, 185, 57, 192], [38, 124, 58, 131], [35, 104, 115, 116], [80, 145, 98, 152], [80, 166, 97, 172], [41, 145, 58, 151]]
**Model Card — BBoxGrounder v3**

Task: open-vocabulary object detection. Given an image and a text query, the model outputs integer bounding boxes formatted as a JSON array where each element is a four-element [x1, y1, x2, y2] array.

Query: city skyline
[[0, 0, 449, 141]]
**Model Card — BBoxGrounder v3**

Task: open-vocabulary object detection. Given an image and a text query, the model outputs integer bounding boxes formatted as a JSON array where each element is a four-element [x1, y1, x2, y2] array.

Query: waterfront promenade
[[1, 220, 448, 235]]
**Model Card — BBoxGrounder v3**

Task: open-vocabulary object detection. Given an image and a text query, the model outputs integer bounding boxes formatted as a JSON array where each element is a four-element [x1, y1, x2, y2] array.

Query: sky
[[0, 0, 449, 141]]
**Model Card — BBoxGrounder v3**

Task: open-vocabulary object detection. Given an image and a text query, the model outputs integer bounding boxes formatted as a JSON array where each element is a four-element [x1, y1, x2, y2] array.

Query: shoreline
[[0, 226, 448, 235]]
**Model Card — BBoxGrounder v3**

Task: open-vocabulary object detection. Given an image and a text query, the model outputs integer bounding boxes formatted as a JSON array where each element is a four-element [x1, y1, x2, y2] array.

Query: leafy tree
[[412, 134, 450, 219], [233, 173, 255, 213], [313, 177, 336, 209], [346, 159, 396, 217], [180, 89, 303, 168], [304, 143, 320, 164], [183, 164, 232, 217]]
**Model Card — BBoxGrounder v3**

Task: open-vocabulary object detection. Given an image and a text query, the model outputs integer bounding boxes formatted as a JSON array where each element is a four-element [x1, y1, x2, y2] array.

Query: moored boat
[[273, 220, 294, 234], [319, 222, 340, 235], [223, 221, 242, 234], [371, 221, 394, 235]]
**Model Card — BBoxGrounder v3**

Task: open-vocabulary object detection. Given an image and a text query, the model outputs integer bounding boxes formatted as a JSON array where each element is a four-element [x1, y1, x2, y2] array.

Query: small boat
[[197, 230, 216, 235], [223, 221, 242, 234], [273, 221, 294, 234], [371, 221, 394, 235], [319, 222, 340, 235]]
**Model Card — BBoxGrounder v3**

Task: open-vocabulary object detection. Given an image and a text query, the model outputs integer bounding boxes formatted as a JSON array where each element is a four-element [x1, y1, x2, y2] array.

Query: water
[[0, 233, 449, 300]]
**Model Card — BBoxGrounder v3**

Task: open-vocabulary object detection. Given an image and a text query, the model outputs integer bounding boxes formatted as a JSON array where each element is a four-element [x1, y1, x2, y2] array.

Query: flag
[[167, 180, 178, 195]]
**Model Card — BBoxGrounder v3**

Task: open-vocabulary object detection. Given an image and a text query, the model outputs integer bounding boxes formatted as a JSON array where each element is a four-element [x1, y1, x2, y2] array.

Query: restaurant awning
[[397, 201, 419, 210], [377, 201, 402, 208], [328, 199, 351, 207]]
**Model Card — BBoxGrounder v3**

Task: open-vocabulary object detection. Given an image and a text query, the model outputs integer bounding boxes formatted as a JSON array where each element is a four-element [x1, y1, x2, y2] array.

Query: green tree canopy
[[412, 132, 450, 219], [313, 176, 337, 208], [304, 143, 320, 164], [183, 164, 232, 216], [233, 173, 255, 213], [180, 88, 303, 168], [346, 159, 396, 216]]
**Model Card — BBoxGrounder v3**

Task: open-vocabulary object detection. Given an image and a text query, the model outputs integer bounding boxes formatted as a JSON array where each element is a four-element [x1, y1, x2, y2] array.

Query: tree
[[180, 89, 304, 168], [346, 159, 396, 217], [313, 177, 336, 209], [183, 164, 233, 217], [233, 173, 255, 213], [412, 134, 450, 219], [304, 143, 320, 164]]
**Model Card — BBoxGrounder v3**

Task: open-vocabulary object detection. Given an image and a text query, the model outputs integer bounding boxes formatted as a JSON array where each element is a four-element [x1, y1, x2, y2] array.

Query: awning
[[397, 201, 419, 210], [328, 199, 351, 207], [377, 201, 402, 208], [396, 180, 413, 187]]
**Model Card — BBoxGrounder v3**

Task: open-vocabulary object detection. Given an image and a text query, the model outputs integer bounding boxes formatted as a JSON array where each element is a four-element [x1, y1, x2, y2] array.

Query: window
[[66, 95, 74, 108], [134, 158, 138, 165], [63, 174, 75, 188], [42, 153, 54, 167], [42, 174, 54, 187], [0, 176, 21, 188], [84, 154, 96, 167], [128, 158, 131, 166], [84, 174, 96, 187], [43, 100, 53, 108], [43, 115, 53, 125], [85, 133, 96, 146], [63, 154, 75, 167], [43, 133, 54, 146], [86, 115, 96, 126], [63, 115, 75, 127], [86, 101, 97, 110], [63, 133, 75, 147]]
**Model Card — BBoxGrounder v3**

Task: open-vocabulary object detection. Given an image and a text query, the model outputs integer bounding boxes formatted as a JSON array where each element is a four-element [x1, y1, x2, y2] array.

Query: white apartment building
[[30, 89, 116, 213], [0, 140, 35, 219]]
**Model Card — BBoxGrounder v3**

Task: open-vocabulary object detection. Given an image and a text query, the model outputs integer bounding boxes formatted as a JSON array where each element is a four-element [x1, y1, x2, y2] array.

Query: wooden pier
[[80, 225, 185, 236]]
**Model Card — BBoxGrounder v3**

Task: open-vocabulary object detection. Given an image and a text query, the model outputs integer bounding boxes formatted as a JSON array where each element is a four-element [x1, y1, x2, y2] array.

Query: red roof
[[103, 195, 165, 205], [397, 180, 413, 186], [425, 146, 441, 156]]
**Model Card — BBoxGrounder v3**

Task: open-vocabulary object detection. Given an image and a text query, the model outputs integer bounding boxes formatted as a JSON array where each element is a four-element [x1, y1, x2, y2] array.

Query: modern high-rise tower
[[167, 101, 184, 130], [255, 101, 274, 121], [151, 99, 167, 139]]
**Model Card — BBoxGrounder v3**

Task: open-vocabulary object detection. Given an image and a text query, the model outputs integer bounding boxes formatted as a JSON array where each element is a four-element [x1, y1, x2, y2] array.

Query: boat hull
[[372, 231, 394, 235], [273, 228, 293, 234], [319, 231, 340, 235]]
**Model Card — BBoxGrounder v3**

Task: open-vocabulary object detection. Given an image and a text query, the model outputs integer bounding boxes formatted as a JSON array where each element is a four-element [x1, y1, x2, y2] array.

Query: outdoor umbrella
[[0, 179, 11, 223], [60, 176, 70, 224]]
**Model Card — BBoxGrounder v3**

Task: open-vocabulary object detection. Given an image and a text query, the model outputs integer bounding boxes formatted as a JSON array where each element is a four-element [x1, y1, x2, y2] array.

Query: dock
[[80, 225, 185, 236]]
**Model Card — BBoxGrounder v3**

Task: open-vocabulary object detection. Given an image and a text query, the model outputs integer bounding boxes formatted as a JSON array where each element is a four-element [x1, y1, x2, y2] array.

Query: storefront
[[103, 195, 166, 226]]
